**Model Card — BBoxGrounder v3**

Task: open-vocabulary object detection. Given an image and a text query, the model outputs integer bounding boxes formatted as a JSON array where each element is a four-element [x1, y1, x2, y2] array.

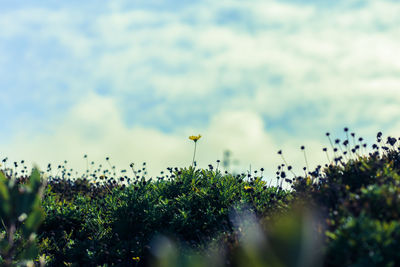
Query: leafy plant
[[2, 130, 400, 266], [0, 168, 45, 266]]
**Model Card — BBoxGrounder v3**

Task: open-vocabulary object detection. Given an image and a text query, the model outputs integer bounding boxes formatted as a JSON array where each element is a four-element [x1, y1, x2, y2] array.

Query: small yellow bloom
[[244, 185, 253, 191], [132, 257, 140, 262], [189, 134, 202, 142]]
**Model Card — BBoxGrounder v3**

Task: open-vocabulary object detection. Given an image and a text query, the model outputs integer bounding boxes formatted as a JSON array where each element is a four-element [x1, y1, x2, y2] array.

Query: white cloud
[[2, 0, 400, 181], [4, 0, 395, 107], [84, 0, 400, 109], [4, 94, 187, 177], [3, 93, 330, 180], [0, 7, 93, 58]]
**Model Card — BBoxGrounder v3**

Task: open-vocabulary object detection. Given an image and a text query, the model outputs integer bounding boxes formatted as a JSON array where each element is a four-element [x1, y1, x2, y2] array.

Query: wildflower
[[244, 185, 253, 192], [132, 257, 140, 262], [387, 136, 397, 146], [189, 134, 202, 167], [189, 134, 202, 142]]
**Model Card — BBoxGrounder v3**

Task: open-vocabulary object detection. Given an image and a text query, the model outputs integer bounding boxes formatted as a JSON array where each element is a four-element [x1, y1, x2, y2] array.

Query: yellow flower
[[189, 134, 202, 142], [132, 257, 140, 262], [189, 134, 202, 167], [244, 185, 253, 191]]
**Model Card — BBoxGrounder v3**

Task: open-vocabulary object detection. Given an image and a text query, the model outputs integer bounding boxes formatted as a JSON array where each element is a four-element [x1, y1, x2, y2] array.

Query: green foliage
[[32, 166, 291, 266], [2, 131, 400, 266], [0, 168, 45, 266], [325, 215, 400, 267], [292, 134, 400, 267]]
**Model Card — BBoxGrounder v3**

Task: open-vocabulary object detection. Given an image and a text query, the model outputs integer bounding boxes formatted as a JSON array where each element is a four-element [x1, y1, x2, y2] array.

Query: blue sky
[[1, 0, 400, 178]]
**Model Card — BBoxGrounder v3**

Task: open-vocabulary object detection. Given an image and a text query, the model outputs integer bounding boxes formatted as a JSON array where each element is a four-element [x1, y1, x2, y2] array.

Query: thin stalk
[[303, 150, 309, 172], [323, 149, 330, 164], [192, 142, 198, 168], [345, 131, 351, 155], [85, 157, 89, 177], [279, 153, 296, 177], [326, 134, 337, 160]]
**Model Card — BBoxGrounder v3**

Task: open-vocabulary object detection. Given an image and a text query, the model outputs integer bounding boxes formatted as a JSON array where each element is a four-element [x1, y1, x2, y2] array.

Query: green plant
[[0, 168, 45, 266], [325, 215, 400, 267], [3, 130, 399, 266]]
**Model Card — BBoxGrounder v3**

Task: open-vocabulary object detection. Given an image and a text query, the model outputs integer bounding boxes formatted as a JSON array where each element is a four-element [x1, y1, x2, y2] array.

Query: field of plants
[[1, 130, 400, 266]]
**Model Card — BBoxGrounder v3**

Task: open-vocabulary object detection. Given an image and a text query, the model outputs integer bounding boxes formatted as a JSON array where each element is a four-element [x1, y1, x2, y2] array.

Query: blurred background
[[1, 0, 399, 179]]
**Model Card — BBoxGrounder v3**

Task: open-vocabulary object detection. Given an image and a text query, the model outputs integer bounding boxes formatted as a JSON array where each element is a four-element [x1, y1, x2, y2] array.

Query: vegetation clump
[[1, 130, 400, 266]]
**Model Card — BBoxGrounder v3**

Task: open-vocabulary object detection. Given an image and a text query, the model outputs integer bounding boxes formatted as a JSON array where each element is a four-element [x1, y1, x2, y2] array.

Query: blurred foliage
[[0, 168, 45, 266]]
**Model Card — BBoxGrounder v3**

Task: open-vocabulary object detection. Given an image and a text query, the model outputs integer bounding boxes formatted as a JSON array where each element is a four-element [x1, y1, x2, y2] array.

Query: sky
[[1, 0, 400, 180]]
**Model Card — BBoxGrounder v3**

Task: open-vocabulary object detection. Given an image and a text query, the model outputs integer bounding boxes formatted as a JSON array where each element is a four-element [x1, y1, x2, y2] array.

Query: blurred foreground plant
[[0, 168, 45, 266], [147, 204, 323, 267]]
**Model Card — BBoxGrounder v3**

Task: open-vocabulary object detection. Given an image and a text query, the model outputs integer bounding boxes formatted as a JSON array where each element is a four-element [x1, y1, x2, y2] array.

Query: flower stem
[[192, 142, 197, 168]]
